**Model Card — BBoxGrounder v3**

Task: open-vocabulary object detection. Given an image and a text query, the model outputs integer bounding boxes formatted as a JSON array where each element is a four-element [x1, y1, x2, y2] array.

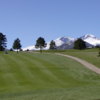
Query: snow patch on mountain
[[81, 34, 96, 39], [81, 34, 100, 46], [23, 45, 38, 51], [22, 34, 100, 51], [23, 37, 75, 51], [54, 37, 75, 49], [23, 42, 50, 51], [54, 37, 75, 47], [54, 37, 64, 46]]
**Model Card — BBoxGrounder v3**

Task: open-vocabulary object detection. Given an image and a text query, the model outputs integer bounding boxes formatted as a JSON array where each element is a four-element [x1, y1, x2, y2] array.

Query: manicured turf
[[0, 51, 100, 100], [61, 48, 100, 68]]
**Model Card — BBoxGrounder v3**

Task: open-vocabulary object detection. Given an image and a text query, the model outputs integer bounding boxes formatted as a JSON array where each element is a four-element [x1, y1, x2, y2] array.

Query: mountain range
[[23, 34, 100, 51]]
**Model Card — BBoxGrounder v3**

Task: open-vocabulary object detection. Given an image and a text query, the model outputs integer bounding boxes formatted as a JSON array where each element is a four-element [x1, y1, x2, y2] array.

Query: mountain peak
[[81, 34, 96, 40], [80, 34, 100, 46], [22, 34, 100, 51], [84, 34, 95, 37], [60, 37, 75, 41], [54, 36, 75, 46]]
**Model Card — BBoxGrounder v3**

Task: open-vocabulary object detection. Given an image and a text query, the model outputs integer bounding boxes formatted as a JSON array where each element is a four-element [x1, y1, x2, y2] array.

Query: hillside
[[0, 52, 100, 100], [61, 48, 100, 68]]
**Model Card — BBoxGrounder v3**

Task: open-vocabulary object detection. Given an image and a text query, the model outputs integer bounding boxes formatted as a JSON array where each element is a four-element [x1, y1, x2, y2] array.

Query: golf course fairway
[[0, 52, 100, 100]]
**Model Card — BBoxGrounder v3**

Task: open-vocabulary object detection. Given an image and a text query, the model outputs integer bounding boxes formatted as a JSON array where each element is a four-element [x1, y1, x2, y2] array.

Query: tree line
[[0, 32, 57, 53], [0, 32, 100, 55]]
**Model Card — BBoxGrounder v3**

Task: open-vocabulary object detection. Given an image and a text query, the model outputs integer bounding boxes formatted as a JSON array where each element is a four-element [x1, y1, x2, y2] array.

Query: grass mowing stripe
[[19, 53, 95, 86], [0, 54, 30, 93], [0, 55, 8, 87], [9, 53, 61, 88], [13, 53, 66, 87], [0, 54, 19, 90], [28, 53, 100, 81], [0, 54, 35, 92], [11, 53, 76, 87], [1, 86, 100, 100], [0, 52, 100, 100], [20, 53, 80, 85], [8, 54, 35, 85]]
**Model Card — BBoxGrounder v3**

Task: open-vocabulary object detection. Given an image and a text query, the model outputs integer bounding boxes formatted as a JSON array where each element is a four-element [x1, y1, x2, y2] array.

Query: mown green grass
[[60, 48, 100, 68], [0, 51, 100, 100], [45, 48, 100, 67]]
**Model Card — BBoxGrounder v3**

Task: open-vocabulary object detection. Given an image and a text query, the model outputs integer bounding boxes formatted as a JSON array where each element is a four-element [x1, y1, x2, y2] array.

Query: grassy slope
[[0, 51, 100, 100], [45, 48, 100, 67], [60, 48, 100, 68]]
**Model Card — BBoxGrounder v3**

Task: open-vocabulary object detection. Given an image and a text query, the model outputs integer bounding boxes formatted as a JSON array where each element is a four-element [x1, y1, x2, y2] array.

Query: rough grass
[[0, 51, 100, 100]]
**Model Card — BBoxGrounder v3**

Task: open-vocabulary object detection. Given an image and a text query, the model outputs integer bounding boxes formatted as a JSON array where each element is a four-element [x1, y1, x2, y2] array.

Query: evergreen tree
[[0, 33, 7, 51], [13, 38, 22, 53], [49, 40, 56, 50], [74, 38, 86, 50], [35, 37, 47, 53]]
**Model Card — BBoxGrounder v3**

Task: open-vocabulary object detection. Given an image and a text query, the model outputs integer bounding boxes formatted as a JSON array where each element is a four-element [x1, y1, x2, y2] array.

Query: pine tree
[[74, 38, 86, 50], [0, 33, 7, 51], [35, 37, 47, 53], [13, 38, 22, 53], [49, 40, 56, 50]]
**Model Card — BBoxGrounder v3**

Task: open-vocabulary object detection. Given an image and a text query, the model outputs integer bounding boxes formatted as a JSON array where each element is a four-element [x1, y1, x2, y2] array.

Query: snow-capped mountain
[[54, 37, 75, 46], [80, 34, 100, 47], [54, 37, 75, 49], [23, 37, 75, 51], [22, 34, 100, 51]]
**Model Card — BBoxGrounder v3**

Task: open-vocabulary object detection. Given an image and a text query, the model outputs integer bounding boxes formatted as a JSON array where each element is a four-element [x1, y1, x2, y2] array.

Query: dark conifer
[[74, 38, 86, 50], [35, 37, 46, 53], [49, 40, 56, 50], [13, 38, 22, 53], [0, 33, 7, 51]]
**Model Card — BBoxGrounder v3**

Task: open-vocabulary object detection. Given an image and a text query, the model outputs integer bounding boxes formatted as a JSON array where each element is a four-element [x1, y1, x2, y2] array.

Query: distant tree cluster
[[0, 32, 48, 53], [0, 32, 22, 53]]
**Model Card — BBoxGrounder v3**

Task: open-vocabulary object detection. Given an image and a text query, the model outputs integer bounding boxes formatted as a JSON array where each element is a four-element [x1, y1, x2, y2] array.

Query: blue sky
[[0, 0, 100, 48]]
